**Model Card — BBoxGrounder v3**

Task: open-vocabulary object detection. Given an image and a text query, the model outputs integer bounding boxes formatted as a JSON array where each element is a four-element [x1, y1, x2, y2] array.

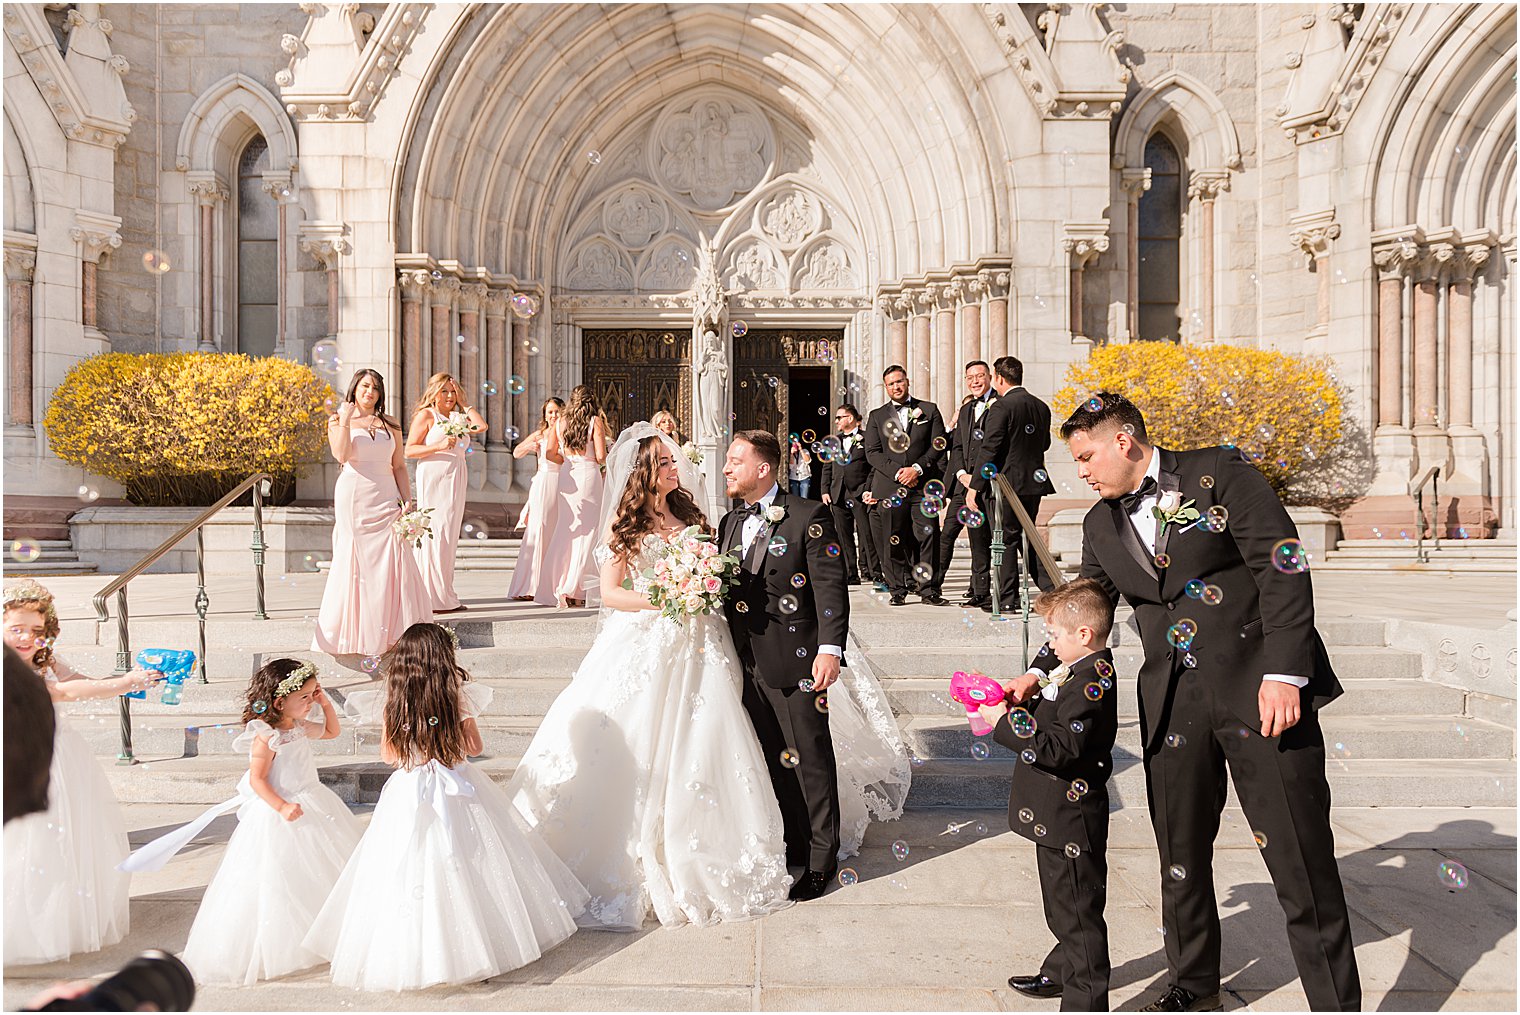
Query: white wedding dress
[[510, 532, 911, 931]]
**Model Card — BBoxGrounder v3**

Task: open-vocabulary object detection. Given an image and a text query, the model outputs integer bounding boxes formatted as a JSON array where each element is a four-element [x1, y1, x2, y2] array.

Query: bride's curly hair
[[608, 436, 708, 562]]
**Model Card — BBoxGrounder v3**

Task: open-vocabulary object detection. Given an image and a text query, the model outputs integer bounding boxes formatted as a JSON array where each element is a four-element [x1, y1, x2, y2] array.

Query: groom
[[720, 429, 850, 900]]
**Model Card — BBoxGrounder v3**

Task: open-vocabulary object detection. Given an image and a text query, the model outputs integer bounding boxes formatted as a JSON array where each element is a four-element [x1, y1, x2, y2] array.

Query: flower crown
[[274, 662, 318, 698], [438, 624, 459, 649], [3, 581, 57, 622]]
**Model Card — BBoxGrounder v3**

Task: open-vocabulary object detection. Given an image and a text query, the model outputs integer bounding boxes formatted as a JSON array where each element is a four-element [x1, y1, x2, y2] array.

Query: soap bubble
[[1017, 807, 1034, 824], [732, 321, 749, 338], [1201, 585, 1224, 606], [586, 150, 602, 165], [824, 543, 841, 557], [1165, 732, 1186, 749], [77, 484, 100, 502], [807, 523, 824, 538], [509, 293, 539, 318], [1166, 620, 1197, 649], [789, 573, 807, 589], [979, 463, 998, 480], [891, 840, 910, 861], [971, 741, 990, 760], [1253, 830, 1269, 849], [1199, 475, 1215, 489], [361, 655, 380, 673], [1009, 707, 1037, 738], [779, 594, 800, 614], [1168, 864, 1187, 881], [795, 647, 808, 658], [1438, 860, 1469, 890], [768, 536, 789, 557], [1271, 539, 1309, 574], [9, 538, 41, 564], [1064, 842, 1082, 859], [1033, 824, 1047, 837], [1185, 579, 1206, 599], [924, 479, 946, 498], [481, 380, 499, 396], [427, 716, 439, 727], [932, 435, 947, 451], [887, 432, 910, 453], [1085, 396, 1104, 412], [507, 375, 527, 396], [252, 700, 268, 714], [142, 249, 172, 273], [1021, 749, 1037, 764], [1154, 553, 1171, 569], [1034, 469, 1048, 483], [1084, 682, 1103, 701], [1094, 659, 1113, 678], [912, 563, 934, 584], [814, 695, 829, 713], [838, 868, 858, 886], [311, 339, 340, 369], [779, 749, 800, 768]]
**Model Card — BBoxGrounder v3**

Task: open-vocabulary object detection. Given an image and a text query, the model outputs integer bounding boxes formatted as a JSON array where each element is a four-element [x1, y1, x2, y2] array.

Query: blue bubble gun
[[128, 648, 196, 705]]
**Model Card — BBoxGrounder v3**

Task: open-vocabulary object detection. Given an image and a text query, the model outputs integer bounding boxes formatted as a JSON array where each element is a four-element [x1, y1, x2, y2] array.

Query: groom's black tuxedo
[[720, 487, 850, 870], [1029, 445, 1360, 1010]]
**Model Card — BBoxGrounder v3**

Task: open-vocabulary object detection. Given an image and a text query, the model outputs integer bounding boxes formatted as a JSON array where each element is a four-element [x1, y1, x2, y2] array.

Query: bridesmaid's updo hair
[[382, 623, 470, 770], [417, 373, 463, 412], [559, 385, 600, 454], [608, 436, 709, 563], [342, 368, 400, 429], [242, 657, 311, 725]]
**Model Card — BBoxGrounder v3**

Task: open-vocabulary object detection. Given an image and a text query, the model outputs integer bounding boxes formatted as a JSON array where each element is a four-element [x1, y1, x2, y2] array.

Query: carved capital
[[1372, 236, 1421, 278], [4, 247, 36, 282], [1187, 171, 1231, 202], [458, 283, 490, 312], [1288, 212, 1342, 266], [1120, 168, 1152, 200], [260, 172, 294, 202], [186, 172, 229, 206], [1062, 222, 1111, 269], [300, 236, 349, 269], [69, 226, 122, 264], [398, 269, 435, 297], [482, 288, 511, 316]]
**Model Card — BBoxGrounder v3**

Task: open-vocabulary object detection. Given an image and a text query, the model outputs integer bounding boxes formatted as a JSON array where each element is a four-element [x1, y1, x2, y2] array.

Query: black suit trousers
[[875, 491, 938, 594], [1144, 669, 1361, 1010], [993, 493, 1055, 603], [1036, 840, 1111, 1012], [738, 644, 841, 870], [935, 489, 991, 598], [829, 494, 868, 583]]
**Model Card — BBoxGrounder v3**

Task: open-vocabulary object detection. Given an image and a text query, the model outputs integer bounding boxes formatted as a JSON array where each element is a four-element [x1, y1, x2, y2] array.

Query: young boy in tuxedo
[[979, 578, 1118, 1011]]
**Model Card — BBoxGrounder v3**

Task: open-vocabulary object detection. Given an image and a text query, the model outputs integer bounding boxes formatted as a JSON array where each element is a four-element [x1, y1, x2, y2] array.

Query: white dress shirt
[[1123, 450, 1306, 689], [741, 483, 842, 660], [888, 401, 924, 475], [958, 393, 996, 479]]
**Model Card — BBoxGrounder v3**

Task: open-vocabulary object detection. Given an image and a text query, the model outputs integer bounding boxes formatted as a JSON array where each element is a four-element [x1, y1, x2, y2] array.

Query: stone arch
[[4, 110, 35, 234], [175, 73, 298, 173], [1113, 70, 1242, 177]]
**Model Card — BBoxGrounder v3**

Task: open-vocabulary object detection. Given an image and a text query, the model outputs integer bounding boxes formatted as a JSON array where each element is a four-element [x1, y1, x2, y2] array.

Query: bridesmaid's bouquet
[[439, 413, 478, 440], [633, 526, 742, 621], [393, 502, 435, 547]]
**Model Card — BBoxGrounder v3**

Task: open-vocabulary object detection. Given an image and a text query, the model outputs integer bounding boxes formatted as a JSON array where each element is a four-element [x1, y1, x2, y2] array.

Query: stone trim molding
[[1112, 70, 1243, 175], [175, 73, 298, 174], [983, 3, 1128, 120], [2, 232, 38, 282], [3, 5, 135, 149], [279, 3, 429, 122], [297, 221, 351, 270], [1278, 3, 1411, 143]]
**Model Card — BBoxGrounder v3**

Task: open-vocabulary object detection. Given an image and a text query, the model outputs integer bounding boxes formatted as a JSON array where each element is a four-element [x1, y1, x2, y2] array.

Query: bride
[[510, 422, 909, 930]]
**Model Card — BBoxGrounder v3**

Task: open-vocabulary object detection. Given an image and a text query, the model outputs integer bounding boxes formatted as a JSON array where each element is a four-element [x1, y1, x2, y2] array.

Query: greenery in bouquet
[[635, 526, 742, 621], [393, 502, 435, 547], [439, 412, 479, 441]]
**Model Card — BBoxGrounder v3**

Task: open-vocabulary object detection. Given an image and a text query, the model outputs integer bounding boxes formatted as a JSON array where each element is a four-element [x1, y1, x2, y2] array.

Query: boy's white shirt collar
[[1042, 650, 1102, 700]]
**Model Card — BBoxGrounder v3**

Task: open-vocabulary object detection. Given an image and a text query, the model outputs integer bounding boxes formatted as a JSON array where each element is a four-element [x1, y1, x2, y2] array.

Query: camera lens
[[33, 949, 196, 1012]]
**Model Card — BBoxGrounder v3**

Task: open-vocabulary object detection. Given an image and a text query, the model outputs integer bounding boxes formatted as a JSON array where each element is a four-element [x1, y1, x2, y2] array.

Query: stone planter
[[71, 506, 336, 575]]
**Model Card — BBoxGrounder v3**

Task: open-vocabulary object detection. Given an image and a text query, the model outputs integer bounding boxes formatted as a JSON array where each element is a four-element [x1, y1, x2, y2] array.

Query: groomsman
[[966, 355, 1057, 606], [935, 360, 997, 607], [818, 403, 874, 586], [862, 365, 947, 606], [1007, 393, 1360, 1013]]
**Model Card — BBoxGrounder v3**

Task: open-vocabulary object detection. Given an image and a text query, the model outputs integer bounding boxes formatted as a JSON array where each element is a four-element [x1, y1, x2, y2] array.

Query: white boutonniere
[[909, 406, 924, 422], [1152, 491, 1200, 539], [764, 504, 786, 524]]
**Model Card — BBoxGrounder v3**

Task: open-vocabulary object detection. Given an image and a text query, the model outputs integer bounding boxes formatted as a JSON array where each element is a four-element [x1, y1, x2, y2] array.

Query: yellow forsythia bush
[[1052, 343, 1348, 501], [45, 353, 334, 505]]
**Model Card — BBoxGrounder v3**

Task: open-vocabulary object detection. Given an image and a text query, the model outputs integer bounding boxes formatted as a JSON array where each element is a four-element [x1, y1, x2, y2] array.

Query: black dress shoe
[[789, 867, 835, 900], [888, 593, 907, 606], [1139, 986, 1223, 1012], [1007, 973, 1062, 999], [959, 596, 989, 608], [920, 593, 948, 606]]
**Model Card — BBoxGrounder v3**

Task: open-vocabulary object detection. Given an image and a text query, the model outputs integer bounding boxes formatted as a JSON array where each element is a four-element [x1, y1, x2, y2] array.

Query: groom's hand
[[811, 653, 840, 691], [1258, 680, 1302, 738]]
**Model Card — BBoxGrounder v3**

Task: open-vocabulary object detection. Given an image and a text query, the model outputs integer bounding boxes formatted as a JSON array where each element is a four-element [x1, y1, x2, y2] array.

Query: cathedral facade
[[4, 3, 1514, 537]]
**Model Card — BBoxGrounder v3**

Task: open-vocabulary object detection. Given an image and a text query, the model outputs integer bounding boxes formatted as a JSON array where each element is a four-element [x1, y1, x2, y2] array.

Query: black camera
[[31, 950, 196, 1012]]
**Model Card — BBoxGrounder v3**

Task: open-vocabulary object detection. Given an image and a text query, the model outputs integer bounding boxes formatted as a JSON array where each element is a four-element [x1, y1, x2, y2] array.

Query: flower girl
[[304, 622, 588, 990], [120, 658, 363, 985], [3, 580, 162, 965]]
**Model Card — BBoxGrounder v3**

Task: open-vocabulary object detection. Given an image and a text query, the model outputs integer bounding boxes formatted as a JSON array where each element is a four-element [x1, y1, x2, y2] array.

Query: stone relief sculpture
[[761, 190, 819, 247], [729, 241, 782, 290], [798, 241, 853, 289], [565, 239, 633, 290], [656, 96, 769, 210], [604, 186, 665, 249]]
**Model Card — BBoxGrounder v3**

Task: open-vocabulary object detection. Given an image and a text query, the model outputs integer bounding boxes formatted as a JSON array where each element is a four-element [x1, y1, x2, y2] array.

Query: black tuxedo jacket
[[994, 649, 1118, 853], [862, 398, 948, 499], [944, 392, 998, 491], [1031, 446, 1343, 752], [719, 488, 851, 688], [970, 387, 1057, 498], [818, 430, 870, 502]]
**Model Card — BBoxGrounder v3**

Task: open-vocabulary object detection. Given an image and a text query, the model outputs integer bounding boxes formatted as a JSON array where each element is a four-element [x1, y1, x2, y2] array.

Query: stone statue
[[690, 241, 730, 444]]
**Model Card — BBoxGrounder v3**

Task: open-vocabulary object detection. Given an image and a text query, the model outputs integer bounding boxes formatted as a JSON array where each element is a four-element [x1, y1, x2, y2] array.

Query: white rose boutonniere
[[1152, 491, 1200, 539], [909, 406, 925, 422], [764, 504, 786, 524]]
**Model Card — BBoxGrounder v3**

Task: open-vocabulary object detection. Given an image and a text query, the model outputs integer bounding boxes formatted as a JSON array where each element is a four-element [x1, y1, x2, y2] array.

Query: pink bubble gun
[[949, 670, 1007, 736]]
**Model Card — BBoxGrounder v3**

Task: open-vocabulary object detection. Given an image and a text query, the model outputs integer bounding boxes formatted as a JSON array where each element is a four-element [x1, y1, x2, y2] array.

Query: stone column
[[933, 283, 957, 413], [431, 276, 459, 382], [887, 295, 910, 368], [958, 275, 983, 368], [1372, 238, 1418, 431], [1120, 169, 1151, 340], [261, 174, 292, 353], [1188, 172, 1229, 343], [1445, 238, 1495, 503], [70, 215, 122, 336], [188, 174, 229, 351], [4, 245, 36, 426], [457, 284, 485, 415], [1289, 212, 1341, 338], [1412, 247, 1442, 433], [984, 270, 1009, 361], [298, 231, 349, 339], [512, 315, 531, 441], [483, 291, 509, 446], [910, 289, 932, 396], [398, 270, 431, 414], [1061, 230, 1108, 343]]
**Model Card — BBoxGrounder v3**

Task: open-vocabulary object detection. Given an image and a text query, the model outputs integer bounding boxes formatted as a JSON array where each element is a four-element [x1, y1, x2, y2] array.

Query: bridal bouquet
[[393, 502, 435, 547], [633, 526, 742, 621], [439, 413, 478, 440], [681, 441, 703, 466]]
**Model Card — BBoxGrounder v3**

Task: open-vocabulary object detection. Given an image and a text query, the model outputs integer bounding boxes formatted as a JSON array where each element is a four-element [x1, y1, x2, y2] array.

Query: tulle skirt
[[179, 784, 363, 985], [304, 760, 588, 990], [3, 721, 130, 965]]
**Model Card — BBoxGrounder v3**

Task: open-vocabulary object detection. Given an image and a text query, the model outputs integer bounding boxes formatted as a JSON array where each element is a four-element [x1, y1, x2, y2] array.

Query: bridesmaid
[[650, 409, 684, 444], [314, 369, 433, 657], [406, 373, 485, 613], [507, 397, 565, 604], [542, 385, 608, 608]]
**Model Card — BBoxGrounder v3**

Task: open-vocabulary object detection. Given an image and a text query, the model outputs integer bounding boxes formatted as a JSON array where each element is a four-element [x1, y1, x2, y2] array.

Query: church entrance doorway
[[581, 328, 691, 438]]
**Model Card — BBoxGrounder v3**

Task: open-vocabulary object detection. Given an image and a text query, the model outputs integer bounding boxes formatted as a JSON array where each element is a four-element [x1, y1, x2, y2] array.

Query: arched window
[[236, 135, 277, 357], [1137, 133, 1182, 342]]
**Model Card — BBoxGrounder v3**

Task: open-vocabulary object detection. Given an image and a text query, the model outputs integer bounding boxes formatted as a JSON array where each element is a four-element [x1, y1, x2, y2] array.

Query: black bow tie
[[744, 501, 767, 516], [1119, 476, 1158, 514]]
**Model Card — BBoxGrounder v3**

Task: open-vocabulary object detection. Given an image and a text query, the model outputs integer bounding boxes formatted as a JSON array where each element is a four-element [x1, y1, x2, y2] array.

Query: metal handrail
[[987, 474, 1069, 670], [93, 473, 273, 763], [1409, 465, 1441, 563]]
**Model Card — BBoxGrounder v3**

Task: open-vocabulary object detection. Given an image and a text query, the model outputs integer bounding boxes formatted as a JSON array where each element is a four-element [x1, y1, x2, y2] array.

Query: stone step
[[99, 749, 1518, 810], [3, 560, 99, 577], [1310, 560, 1517, 575], [900, 714, 1515, 761], [878, 676, 1469, 720], [1331, 537, 1517, 552], [866, 644, 1424, 680]]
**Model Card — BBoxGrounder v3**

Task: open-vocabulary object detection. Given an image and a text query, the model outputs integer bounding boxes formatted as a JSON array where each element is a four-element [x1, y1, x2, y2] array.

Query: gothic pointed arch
[[175, 73, 298, 174], [1113, 70, 1242, 178]]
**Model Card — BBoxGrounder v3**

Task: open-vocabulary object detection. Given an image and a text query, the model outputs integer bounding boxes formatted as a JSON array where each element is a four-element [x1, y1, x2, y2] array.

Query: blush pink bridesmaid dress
[[541, 419, 604, 606], [313, 426, 433, 656], [506, 443, 563, 605], [414, 408, 468, 611]]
